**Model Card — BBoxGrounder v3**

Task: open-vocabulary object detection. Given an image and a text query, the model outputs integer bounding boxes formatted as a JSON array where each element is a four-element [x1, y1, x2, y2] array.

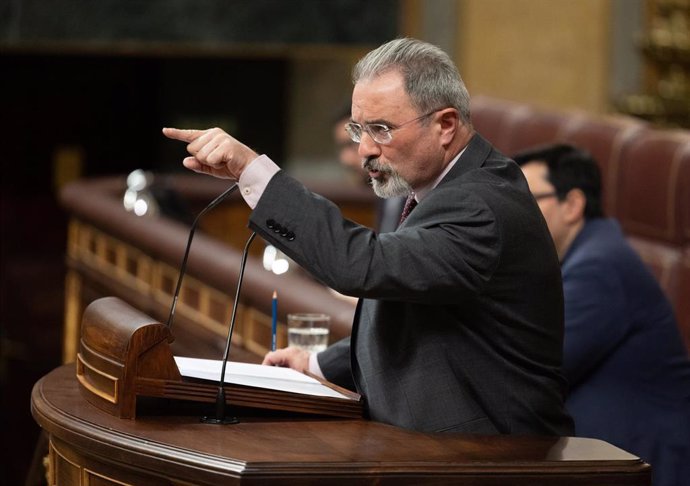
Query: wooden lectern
[[75, 296, 362, 420], [76, 296, 181, 418], [32, 364, 652, 485], [31, 296, 652, 485]]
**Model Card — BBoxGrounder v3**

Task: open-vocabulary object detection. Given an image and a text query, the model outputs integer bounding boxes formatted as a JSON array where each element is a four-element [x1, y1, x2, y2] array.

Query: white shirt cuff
[[238, 154, 281, 209], [308, 351, 326, 379]]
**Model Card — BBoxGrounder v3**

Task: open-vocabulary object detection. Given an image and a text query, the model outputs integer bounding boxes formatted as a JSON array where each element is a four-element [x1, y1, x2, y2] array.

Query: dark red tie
[[398, 195, 418, 226]]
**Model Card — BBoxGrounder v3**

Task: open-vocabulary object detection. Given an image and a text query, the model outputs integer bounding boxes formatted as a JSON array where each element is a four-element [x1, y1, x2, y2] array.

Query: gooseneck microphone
[[166, 183, 239, 331], [201, 231, 257, 424]]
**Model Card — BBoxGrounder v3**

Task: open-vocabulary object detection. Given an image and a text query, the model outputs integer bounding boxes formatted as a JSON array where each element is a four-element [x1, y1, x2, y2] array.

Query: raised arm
[[162, 127, 258, 180]]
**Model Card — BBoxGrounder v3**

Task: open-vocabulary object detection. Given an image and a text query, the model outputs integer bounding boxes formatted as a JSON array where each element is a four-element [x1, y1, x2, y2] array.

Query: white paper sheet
[[174, 356, 350, 400]]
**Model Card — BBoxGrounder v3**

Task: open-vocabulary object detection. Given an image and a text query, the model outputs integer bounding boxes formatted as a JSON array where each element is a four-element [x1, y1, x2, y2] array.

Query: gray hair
[[353, 38, 472, 125]]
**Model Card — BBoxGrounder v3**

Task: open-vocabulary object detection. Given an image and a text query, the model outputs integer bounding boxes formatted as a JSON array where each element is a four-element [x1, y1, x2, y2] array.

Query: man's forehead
[[535, 160, 552, 181], [522, 160, 549, 175], [521, 161, 553, 186], [352, 72, 410, 120]]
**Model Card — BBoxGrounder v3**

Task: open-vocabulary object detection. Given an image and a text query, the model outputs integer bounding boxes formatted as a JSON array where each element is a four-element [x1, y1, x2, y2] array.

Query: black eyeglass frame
[[532, 192, 559, 201]]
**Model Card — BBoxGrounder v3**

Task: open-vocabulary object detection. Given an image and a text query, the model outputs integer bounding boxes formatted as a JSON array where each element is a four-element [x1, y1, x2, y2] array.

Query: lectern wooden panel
[[75, 296, 363, 420], [32, 365, 651, 486]]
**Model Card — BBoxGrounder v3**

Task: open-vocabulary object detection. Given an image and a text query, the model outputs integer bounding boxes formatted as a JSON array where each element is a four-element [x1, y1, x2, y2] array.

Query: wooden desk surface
[[32, 364, 650, 485]]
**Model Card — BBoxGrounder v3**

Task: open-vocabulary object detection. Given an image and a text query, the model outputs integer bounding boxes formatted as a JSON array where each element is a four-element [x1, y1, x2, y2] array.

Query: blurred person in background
[[332, 102, 368, 186], [515, 143, 690, 486]]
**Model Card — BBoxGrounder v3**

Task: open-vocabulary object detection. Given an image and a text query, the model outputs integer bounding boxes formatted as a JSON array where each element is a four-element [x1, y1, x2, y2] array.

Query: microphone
[[166, 183, 239, 331], [201, 230, 257, 424]]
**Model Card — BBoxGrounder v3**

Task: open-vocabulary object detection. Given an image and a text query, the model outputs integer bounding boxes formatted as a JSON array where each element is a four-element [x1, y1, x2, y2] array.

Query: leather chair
[[559, 115, 647, 216], [470, 95, 531, 154], [615, 130, 690, 349], [471, 95, 574, 157]]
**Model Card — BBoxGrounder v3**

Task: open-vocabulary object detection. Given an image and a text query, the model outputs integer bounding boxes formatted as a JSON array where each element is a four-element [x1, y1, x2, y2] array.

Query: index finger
[[261, 350, 281, 366], [162, 127, 205, 143]]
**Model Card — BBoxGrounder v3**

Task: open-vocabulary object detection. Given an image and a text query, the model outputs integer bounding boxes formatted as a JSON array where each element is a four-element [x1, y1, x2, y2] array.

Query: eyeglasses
[[532, 192, 558, 201], [344, 109, 440, 145]]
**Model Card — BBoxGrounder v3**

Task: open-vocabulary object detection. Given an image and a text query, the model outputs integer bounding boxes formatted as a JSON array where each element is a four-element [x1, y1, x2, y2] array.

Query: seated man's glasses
[[345, 109, 440, 145], [532, 192, 559, 201]]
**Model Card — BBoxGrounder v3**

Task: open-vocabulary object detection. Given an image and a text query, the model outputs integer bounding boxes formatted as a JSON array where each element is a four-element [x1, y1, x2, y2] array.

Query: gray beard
[[364, 158, 413, 198]]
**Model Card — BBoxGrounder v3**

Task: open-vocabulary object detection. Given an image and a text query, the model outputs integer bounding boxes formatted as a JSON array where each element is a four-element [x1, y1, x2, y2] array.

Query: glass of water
[[287, 313, 330, 353]]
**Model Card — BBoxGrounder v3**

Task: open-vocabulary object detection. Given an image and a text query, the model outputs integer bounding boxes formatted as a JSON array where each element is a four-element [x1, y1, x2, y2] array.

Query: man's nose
[[358, 131, 381, 159]]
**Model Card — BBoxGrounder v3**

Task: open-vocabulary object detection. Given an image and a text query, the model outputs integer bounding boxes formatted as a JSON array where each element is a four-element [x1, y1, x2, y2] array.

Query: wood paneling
[[458, 0, 612, 113]]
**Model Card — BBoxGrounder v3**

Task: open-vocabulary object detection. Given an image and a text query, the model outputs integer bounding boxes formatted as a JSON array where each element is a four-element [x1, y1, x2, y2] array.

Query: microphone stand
[[202, 231, 257, 424], [166, 183, 238, 331]]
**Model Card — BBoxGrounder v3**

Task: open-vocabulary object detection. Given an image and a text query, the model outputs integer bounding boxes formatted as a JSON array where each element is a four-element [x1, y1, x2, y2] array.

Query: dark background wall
[[0, 50, 291, 486], [0, 1, 399, 484], [1, 0, 398, 44]]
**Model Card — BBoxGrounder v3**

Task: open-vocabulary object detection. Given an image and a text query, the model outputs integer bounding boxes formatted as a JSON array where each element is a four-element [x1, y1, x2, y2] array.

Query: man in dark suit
[[163, 38, 574, 436], [515, 143, 690, 486]]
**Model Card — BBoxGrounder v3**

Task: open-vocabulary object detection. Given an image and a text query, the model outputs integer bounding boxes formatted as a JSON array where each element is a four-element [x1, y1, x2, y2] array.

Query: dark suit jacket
[[376, 196, 406, 233], [562, 218, 690, 486], [249, 134, 574, 436]]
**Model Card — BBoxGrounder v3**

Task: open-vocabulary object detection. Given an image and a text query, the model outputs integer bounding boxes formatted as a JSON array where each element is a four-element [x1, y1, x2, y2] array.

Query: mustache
[[362, 157, 392, 174]]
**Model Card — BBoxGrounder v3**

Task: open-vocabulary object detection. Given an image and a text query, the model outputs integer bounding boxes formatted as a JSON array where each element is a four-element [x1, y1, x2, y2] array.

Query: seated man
[[514, 143, 690, 486]]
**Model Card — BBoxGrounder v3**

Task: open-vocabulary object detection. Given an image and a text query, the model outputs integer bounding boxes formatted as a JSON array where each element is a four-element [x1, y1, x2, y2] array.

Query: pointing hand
[[162, 127, 259, 180]]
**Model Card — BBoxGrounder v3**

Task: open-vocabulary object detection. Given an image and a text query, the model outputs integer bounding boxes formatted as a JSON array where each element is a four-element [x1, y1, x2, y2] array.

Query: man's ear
[[562, 188, 587, 224], [438, 108, 459, 145]]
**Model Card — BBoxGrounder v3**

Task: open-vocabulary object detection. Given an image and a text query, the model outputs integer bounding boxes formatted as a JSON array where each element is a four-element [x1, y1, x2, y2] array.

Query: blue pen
[[271, 290, 278, 351]]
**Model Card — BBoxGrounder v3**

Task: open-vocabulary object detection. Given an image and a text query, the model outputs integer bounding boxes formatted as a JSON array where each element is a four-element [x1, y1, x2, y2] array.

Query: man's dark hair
[[513, 143, 604, 218]]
